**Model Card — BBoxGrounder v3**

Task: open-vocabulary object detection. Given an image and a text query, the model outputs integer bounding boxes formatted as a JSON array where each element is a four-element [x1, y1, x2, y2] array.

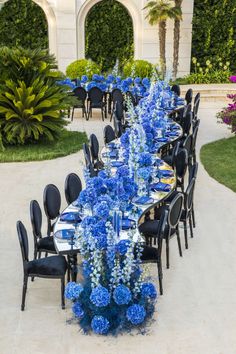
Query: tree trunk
[[173, 0, 182, 79], [159, 20, 166, 77]]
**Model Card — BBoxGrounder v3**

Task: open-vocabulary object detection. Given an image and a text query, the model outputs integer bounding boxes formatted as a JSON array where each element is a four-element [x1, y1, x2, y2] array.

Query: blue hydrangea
[[97, 195, 114, 208], [138, 152, 152, 167], [142, 77, 150, 87], [137, 167, 151, 180], [90, 286, 111, 307], [116, 166, 129, 178], [98, 170, 108, 179], [87, 177, 107, 195], [81, 75, 88, 83], [105, 177, 119, 192], [134, 77, 141, 85], [113, 285, 132, 305], [141, 283, 157, 299], [92, 229, 107, 250], [93, 201, 110, 220], [78, 187, 97, 206], [65, 282, 83, 300], [116, 240, 131, 255], [72, 302, 84, 318], [91, 315, 110, 335], [126, 304, 146, 325], [81, 216, 98, 229]]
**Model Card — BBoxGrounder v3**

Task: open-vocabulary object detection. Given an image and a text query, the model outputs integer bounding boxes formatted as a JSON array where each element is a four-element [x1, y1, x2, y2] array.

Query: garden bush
[[0, 47, 71, 147], [0, 0, 48, 50], [123, 60, 154, 79], [173, 58, 232, 85], [192, 0, 236, 72], [85, 0, 134, 72], [66, 59, 101, 80]]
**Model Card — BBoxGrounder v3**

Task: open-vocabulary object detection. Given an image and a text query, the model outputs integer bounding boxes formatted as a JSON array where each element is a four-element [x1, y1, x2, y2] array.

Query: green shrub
[[66, 59, 101, 80], [174, 58, 232, 84], [0, 0, 48, 50], [0, 47, 71, 147], [123, 60, 154, 79], [192, 0, 236, 72], [85, 0, 134, 72]]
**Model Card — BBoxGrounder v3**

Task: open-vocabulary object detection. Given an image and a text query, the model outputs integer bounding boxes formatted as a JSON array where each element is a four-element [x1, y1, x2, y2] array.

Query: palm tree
[[173, 0, 183, 79], [144, 0, 182, 76]]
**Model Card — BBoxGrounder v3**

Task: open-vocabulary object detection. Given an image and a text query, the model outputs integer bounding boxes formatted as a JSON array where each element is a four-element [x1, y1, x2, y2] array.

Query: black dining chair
[[110, 88, 124, 121], [17, 221, 67, 311], [192, 119, 200, 164], [171, 84, 181, 97], [43, 184, 61, 237], [180, 104, 192, 137], [113, 115, 123, 138], [71, 87, 88, 121], [139, 209, 169, 295], [104, 125, 116, 145], [139, 193, 184, 269], [193, 93, 200, 122], [188, 162, 198, 228], [89, 134, 104, 171], [64, 173, 82, 205], [180, 178, 196, 249], [30, 200, 56, 261], [114, 100, 125, 123], [83, 142, 92, 168], [174, 148, 188, 192], [87, 87, 107, 120], [181, 134, 193, 169], [162, 141, 180, 168], [185, 88, 193, 105]]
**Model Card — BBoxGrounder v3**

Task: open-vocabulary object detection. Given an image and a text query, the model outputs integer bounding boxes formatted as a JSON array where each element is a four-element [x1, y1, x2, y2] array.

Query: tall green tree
[[172, 0, 183, 79], [144, 0, 182, 76], [0, 0, 48, 50], [85, 0, 134, 71]]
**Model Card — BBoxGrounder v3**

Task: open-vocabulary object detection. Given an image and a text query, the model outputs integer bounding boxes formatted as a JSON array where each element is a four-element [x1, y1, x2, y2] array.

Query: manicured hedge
[[85, 0, 134, 72], [0, 0, 48, 50], [192, 0, 236, 71]]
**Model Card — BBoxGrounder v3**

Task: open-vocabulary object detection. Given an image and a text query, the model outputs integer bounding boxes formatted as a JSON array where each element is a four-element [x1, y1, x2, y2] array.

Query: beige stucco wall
[[0, 0, 194, 77]]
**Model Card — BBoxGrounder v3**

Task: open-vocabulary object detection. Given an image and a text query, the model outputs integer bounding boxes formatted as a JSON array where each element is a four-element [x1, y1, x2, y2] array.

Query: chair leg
[[47, 219, 51, 237], [189, 214, 194, 238], [166, 238, 170, 269], [21, 275, 28, 311], [157, 257, 163, 295], [176, 228, 183, 257], [45, 252, 48, 257], [101, 108, 104, 121], [38, 251, 41, 259], [183, 220, 188, 249], [71, 108, 74, 122], [61, 277, 65, 309], [192, 206, 196, 228]]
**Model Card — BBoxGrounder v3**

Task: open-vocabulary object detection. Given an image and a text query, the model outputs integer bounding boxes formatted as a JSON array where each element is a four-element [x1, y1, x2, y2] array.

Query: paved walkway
[[0, 102, 236, 354]]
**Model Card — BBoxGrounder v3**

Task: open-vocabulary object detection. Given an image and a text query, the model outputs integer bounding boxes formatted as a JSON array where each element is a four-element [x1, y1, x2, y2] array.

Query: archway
[[77, 0, 142, 62], [0, 0, 57, 57], [85, 0, 134, 71]]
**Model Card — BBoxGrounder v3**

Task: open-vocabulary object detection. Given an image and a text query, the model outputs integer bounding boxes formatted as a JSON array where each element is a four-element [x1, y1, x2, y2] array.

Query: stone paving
[[0, 102, 236, 354]]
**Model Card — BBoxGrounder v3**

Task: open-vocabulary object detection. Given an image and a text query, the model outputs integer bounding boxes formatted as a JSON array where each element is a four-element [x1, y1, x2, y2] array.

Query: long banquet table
[[53, 121, 183, 280]]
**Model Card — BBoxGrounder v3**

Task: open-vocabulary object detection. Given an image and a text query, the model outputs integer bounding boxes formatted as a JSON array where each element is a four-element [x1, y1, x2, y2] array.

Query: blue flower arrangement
[[64, 79, 181, 336]]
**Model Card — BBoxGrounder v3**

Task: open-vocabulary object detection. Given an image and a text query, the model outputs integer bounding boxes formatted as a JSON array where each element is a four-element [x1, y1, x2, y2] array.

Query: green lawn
[[0, 130, 87, 162], [200, 136, 236, 192]]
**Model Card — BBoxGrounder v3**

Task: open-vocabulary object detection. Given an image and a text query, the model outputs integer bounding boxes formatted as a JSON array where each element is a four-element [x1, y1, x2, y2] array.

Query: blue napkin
[[111, 161, 124, 168], [158, 170, 174, 178], [133, 196, 154, 205], [122, 218, 136, 230], [107, 142, 117, 150], [153, 158, 164, 167], [150, 182, 171, 192], [60, 212, 81, 223], [156, 137, 169, 143], [102, 151, 118, 159], [55, 229, 75, 240], [167, 131, 179, 137], [171, 125, 181, 131]]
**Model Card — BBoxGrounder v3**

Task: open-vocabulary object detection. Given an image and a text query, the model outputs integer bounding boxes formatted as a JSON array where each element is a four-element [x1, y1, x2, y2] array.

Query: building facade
[[0, 0, 194, 77]]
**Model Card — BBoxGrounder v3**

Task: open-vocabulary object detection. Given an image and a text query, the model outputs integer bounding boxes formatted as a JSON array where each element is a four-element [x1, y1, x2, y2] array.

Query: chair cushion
[[26, 255, 67, 277], [141, 245, 158, 262], [139, 220, 175, 239], [38, 236, 56, 253]]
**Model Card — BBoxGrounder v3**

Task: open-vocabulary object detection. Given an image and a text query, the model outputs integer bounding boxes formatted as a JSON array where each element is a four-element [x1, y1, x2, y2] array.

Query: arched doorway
[[77, 0, 143, 64], [0, 0, 57, 57], [85, 0, 134, 71]]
